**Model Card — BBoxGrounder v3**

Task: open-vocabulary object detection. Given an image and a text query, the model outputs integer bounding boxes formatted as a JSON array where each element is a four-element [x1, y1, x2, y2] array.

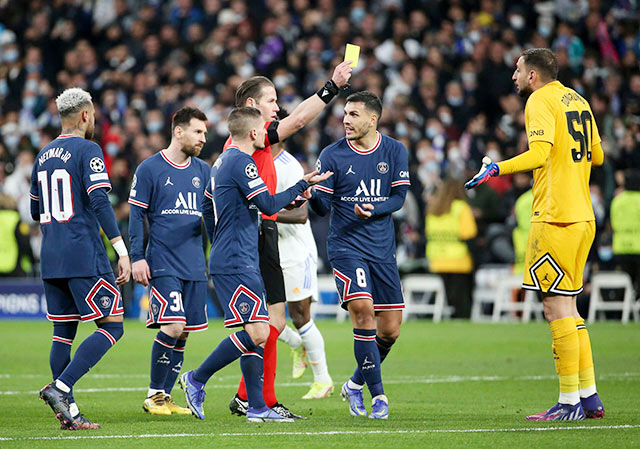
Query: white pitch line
[[1, 425, 639, 441], [1, 372, 638, 396]]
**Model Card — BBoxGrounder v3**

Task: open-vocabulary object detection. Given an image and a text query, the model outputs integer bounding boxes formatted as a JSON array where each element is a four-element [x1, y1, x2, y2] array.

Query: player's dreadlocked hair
[[521, 48, 558, 82]]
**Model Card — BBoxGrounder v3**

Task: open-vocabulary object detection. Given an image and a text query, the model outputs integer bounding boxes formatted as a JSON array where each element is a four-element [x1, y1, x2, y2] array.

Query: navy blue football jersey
[[29, 135, 114, 279], [313, 132, 410, 262], [128, 151, 210, 280], [204, 147, 308, 275]]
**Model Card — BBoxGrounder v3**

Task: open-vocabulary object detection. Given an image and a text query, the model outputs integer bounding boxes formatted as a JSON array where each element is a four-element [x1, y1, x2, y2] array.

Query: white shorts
[[281, 254, 318, 303]]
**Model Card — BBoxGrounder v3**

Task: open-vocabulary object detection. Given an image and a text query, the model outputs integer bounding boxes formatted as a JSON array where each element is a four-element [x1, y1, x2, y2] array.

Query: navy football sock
[[193, 331, 255, 384], [164, 338, 186, 395], [241, 346, 266, 410], [353, 328, 384, 397], [57, 321, 123, 389], [50, 322, 78, 401], [351, 335, 394, 386], [149, 331, 178, 391]]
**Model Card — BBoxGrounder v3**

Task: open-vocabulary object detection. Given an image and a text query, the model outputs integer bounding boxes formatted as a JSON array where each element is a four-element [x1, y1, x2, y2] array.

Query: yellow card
[[344, 43, 360, 67]]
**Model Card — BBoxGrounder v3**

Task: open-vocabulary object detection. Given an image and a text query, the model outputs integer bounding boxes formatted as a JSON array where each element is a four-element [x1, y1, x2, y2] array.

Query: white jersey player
[[273, 148, 333, 399]]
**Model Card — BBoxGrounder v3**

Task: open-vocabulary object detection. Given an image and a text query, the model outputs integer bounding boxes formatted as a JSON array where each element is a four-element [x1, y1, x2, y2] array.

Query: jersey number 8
[[37, 169, 74, 224]]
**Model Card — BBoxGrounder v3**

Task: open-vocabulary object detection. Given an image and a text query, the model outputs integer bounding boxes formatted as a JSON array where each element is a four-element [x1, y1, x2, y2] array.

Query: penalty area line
[[1, 425, 640, 441]]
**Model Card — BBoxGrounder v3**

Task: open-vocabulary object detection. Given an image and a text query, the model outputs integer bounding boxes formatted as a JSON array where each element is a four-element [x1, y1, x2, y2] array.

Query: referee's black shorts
[[258, 219, 286, 305]]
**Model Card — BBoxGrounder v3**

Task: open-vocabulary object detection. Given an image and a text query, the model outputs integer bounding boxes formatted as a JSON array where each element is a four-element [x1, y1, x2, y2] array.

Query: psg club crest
[[238, 302, 250, 314], [90, 157, 105, 172], [151, 304, 159, 315], [245, 163, 258, 179], [192, 176, 201, 188], [377, 161, 389, 174], [99, 296, 112, 308]]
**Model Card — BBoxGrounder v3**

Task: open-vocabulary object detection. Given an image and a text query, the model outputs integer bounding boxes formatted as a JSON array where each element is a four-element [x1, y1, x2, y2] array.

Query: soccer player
[[178, 107, 332, 422], [30, 88, 130, 430], [465, 48, 605, 421], [273, 142, 333, 399], [309, 91, 410, 419], [128, 107, 210, 416], [227, 61, 352, 418]]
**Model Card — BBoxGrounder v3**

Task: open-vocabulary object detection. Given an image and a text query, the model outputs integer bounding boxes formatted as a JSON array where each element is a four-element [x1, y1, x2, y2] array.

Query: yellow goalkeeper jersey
[[524, 80, 601, 223]]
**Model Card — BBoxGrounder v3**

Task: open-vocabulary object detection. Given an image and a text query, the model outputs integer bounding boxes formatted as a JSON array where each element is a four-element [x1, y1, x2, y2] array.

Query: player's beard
[[85, 121, 95, 140], [346, 123, 370, 141], [182, 144, 201, 157], [517, 84, 533, 99]]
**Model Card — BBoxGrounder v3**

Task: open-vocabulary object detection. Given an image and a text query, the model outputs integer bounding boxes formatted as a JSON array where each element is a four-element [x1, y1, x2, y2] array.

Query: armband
[[113, 239, 129, 257], [316, 80, 339, 104]]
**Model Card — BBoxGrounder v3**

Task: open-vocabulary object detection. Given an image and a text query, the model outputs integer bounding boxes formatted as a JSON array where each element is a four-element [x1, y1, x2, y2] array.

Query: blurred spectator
[[610, 170, 640, 294], [425, 178, 477, 318]]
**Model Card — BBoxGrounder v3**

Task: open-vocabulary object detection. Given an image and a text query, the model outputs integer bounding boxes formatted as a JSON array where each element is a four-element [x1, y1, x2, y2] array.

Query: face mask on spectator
[[509, 15, 525, 30], [0, 79, 8, 97], [4, 134, 20, 150], [461, 72, 476, 86], [30, 133, 41, 148], [439, 112, 452, 125], [447, 96, 464, 107], [3, 49, 19, 63], [426, 127, 439, 139], [26, 63, 42, 73], [273, 75, 291, 90], [469, 31, 481, 43], [23, 96, 37, 110], [25, 79, 39, 91], [350, 8, 365, 23], [147, 121, 163, 133]]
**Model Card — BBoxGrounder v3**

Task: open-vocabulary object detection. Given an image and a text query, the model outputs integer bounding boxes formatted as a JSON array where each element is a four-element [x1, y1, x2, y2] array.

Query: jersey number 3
[[566, 110, 593, 163], [37, 169, 74, 224]]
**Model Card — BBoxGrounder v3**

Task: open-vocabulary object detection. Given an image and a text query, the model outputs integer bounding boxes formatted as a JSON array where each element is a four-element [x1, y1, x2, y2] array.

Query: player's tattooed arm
[[277, 202, 309, 224]]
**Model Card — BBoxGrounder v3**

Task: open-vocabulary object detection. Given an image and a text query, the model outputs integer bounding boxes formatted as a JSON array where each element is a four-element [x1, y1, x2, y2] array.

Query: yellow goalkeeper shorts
[[522, 221, 595, 296]]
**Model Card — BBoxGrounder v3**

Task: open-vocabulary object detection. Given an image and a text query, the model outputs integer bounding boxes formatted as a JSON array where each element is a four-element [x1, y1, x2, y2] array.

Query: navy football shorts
[[44, 274, 123, 322], [211, 271, 270, 328], [330, 257, 405, 312], [146, 276, 208, 332]]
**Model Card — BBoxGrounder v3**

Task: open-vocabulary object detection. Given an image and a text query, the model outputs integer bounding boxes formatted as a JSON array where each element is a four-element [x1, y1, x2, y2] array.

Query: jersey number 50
[[566, 110, 593, 163], [37, 169, 74, 224]]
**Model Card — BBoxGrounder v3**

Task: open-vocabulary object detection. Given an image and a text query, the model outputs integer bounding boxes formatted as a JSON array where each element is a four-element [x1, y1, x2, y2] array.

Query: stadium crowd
[[0, 0, 639, 314]]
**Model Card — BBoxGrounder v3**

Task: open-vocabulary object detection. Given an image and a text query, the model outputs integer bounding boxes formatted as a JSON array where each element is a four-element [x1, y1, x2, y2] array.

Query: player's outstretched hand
[[116, 256, 131, 285], [132, 259, 151, 286], [303, 170, 334, 186], [354, 203, 374, 219], [464, 156, 500, 190], [331, 60, 353, 88]]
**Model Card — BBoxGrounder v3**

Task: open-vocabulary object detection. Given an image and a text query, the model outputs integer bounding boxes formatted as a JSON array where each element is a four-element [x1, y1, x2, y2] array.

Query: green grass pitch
[[0, 319, 639, 448]]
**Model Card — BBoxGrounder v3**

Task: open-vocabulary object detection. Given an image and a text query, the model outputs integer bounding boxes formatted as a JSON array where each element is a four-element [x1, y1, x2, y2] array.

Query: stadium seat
[[471, 265, 512, 322], [491, 274, 541, 323], [311, 275, 348, 322], [401, 274, 451, 322], [587, 271, 637, 324]]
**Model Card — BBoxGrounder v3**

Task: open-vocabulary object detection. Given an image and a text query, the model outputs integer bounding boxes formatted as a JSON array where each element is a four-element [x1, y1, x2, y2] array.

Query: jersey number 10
[[566, 110, 593, 163], [37, 169, 74, 224]]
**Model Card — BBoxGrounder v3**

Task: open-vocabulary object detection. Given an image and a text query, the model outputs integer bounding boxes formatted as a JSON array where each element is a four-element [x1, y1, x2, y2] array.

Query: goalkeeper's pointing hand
[[465, 156, 500, 189]]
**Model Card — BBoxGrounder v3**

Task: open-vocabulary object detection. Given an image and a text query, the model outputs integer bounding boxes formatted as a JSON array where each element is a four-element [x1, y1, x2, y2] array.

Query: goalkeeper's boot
[[142, 392, 171, 415], [340, 381, 367, 417], [247, 407, 294, 423], [302, 382, 334, 399], [525, 402, 585, 421], [65, 413, 101, 430], [178, 371, 206, 420], [229, 393, 248, 416], [165, 395, 193, 415], [291, 346, 307, 379], [39, 383, 78, 430], [369, 395, 389, 419], [581, 393, 605, 419]]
